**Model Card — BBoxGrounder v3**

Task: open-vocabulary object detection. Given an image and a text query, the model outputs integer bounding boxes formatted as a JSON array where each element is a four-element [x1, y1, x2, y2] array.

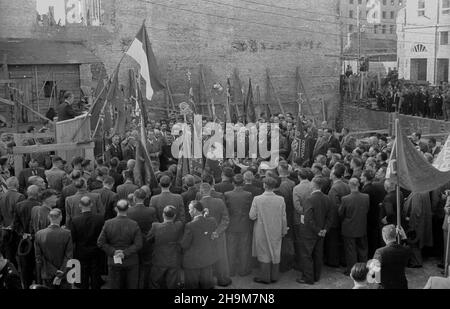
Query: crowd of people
[[1, 108, 450, 290]]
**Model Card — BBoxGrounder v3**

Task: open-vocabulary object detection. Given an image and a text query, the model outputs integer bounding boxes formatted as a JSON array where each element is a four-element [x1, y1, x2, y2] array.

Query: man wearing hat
[[71, 196, 104, 289], [34, 208, 73, 288], [45, 156, 68, 193], [97, 199, 143, 289], [150, 176, 185, 223], [13, 185, 40, 288], [214, 167, 235, 194]]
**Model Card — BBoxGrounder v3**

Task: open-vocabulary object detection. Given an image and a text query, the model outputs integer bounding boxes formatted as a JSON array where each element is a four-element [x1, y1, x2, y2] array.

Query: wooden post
[[199, 65, 212, 118], [321, 98, 327, 122], [255, 85, 261, 118], [232, 68, 243, 117], [295, 66, 315, 118], [266, 68, 285, 114]]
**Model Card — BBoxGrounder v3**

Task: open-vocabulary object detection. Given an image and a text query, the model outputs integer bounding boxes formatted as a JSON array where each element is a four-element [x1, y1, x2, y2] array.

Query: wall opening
[[410, 58, 427, 81]]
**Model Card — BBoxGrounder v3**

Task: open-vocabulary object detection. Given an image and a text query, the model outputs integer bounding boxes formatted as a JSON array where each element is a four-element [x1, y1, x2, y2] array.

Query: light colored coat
[[249, 191, 287, 264]]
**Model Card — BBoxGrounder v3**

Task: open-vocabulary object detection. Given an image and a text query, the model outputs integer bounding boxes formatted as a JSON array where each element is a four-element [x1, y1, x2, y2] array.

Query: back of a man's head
[[184, 175, 195, 188], [48, 208, 62, 224], [163, 205, 176, 221], [116, 199, 129, 214], [134, 189, 147, 202], [200, 183, 212, 196], [382, 224, 397, 244], [263, 176, 278, 191], [103, 176, 115, 188], [202, 174, 214, 186], [233, 174, 244, 186], [6, 176, 19, 190], [74, 178, 86, 190], [243, 171, 254, 183], [123, 170, 134, 181], [26, 185, 40, 198], [159, 175, 172, 189], [350, 263, 369, 283], [311, 176, 324, 191], [349, 178, 360, 191], [79, 196, 92, 209]]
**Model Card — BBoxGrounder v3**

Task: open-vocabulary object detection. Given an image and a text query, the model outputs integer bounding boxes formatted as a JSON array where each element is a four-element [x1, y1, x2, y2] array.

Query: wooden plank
[[13, 142, 94, 155], [12, 132, 55, 146], [0, 97, 14, 106]]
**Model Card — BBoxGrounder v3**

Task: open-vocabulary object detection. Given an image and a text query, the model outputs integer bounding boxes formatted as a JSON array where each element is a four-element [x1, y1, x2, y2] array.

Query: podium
[[55, 114, 95, 165]]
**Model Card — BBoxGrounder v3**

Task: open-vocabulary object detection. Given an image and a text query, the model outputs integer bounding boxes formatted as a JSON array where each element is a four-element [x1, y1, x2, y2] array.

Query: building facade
[[0, 0, 341, 125], [397, 0, 450, 83]]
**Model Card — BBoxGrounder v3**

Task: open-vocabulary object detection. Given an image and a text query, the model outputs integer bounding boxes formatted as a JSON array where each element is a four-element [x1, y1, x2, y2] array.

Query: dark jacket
[[339, 191, 370, 238], [224, 187, 253, 234], [214, 180, 235, 194], [328, 180, 351, 228], [13, 197, 41, 235], [275, 178, 296, 229], [107, 144, 123, 162], [148, 221, 184, 268], [373, 242, 411, 289], [150, 191, 185, 223], [381, 191, 404, 226], [109, 169, 124, 192], [97, 216, 143, 266], [116, 182, 139, 201], [243, 183, 264, 198], [362, 182, 386, 230], [200, 196, 229, 237], [71, 211, 104, 260], [0, 190, 25, 227], [56, 102, 76, 122], [18, 167, 46, 193], [34, 225, 73, 280], [181, 187, 198, 222], [301, 191, 333, 239], [0, 261, 22, 289], [92, 187, 118, 221], [65, 191, 102, 230], [59, 183, 78, 224], [180, 215, 218, 269], [127, 204, 157, 264]]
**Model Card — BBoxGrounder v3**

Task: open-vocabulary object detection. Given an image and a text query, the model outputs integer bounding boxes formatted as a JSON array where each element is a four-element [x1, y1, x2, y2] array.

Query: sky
[[36, 0, 87, 25]]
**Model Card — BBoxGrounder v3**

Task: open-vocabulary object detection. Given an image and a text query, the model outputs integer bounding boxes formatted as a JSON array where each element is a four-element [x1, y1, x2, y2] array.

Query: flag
[[433, 135, 450, 171], [366, 0, 381, 24], [90, 70, 107, 130], [126, 21, 165, 100], [245, 78, 257, 123], [387, 120, 450, 193], [136, 76, 149, 128], [134, 116, 158, 189], [224, 78, 232, 123], [107, 69, 126, 136]]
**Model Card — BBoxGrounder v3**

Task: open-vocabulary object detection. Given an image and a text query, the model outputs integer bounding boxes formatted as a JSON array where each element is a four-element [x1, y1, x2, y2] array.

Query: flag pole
[[395, 118, 402, 244]]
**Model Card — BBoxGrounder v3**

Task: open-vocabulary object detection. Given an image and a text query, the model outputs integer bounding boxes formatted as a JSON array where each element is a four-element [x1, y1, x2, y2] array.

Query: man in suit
[[12, 185, 40, 288], [214, 167, 235, 194], [361, 169, 386, 257], [106, 135, 124, 162], [324, 128, 341, 154], [180, 200, 218, 289], [243, 171, 264, 198], [34, 208, 73, 288], [87, 166, 108, 192], [30, 190, 58, 235], [428, 137, 441, 158], [0, 177, 25, 267], [127, 189, 157, 289], [97, 199, 143, 289], [325, 163, 350, 267], [45, 156, 68, 193], [200, 183, 231, 286], [293, 168, 314, 271], [373, 224, 411, 289], [297, 176, 332, 285], [0, 251, 22, 289], [381, 179, 404, 227], [92, 176, 118, 221], [339, 178, 370, 275], [18, 158, 46, 194], [71, 196, 104, 289], [181, 175, 198, 222], [56, 91, 77, 122], [116, 170, 138, 201], [65, 178, 102, 230], [224, 174, 253, 277], [196, 174, 224, 201], [58, 170, 83, 224], [108, 158, 123, 192], [121, 135, 137, 162], [150, 175, 185, 223], [148, 206, 184, 289]]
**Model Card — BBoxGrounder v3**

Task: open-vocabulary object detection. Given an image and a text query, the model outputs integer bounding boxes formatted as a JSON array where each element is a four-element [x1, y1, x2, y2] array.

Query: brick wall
[[0, 0, 341, 121]]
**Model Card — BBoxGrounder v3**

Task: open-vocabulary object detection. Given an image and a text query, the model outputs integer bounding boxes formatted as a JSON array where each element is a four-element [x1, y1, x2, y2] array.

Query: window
[[390, 25, 395, 34], [36, 0, 103, 26], [349, 10, 354, 18], [443, 0, 450, 14], [441, 32, 449, 45], [374, 25, 378, 33], [43, 81, 56, 98], [418, 0, 425, 16], [382, 11, 386, 19], [391, 11, 395, 19], [349, 25, 354, 32], [382, 25, 386, 33]]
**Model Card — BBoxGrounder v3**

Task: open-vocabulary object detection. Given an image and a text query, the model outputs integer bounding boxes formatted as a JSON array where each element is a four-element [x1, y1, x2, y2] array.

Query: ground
[[219, 258, 443, 289]]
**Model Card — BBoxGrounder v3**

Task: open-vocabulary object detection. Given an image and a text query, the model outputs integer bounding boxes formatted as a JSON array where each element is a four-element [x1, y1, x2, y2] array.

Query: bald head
[[27, 185, 40, 198], [48, 208, 62, 225], [79, 196, 92, 211], [6, 177, 19, 190], [349, 178, 360, 191], [243, 171, 254, 184]]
